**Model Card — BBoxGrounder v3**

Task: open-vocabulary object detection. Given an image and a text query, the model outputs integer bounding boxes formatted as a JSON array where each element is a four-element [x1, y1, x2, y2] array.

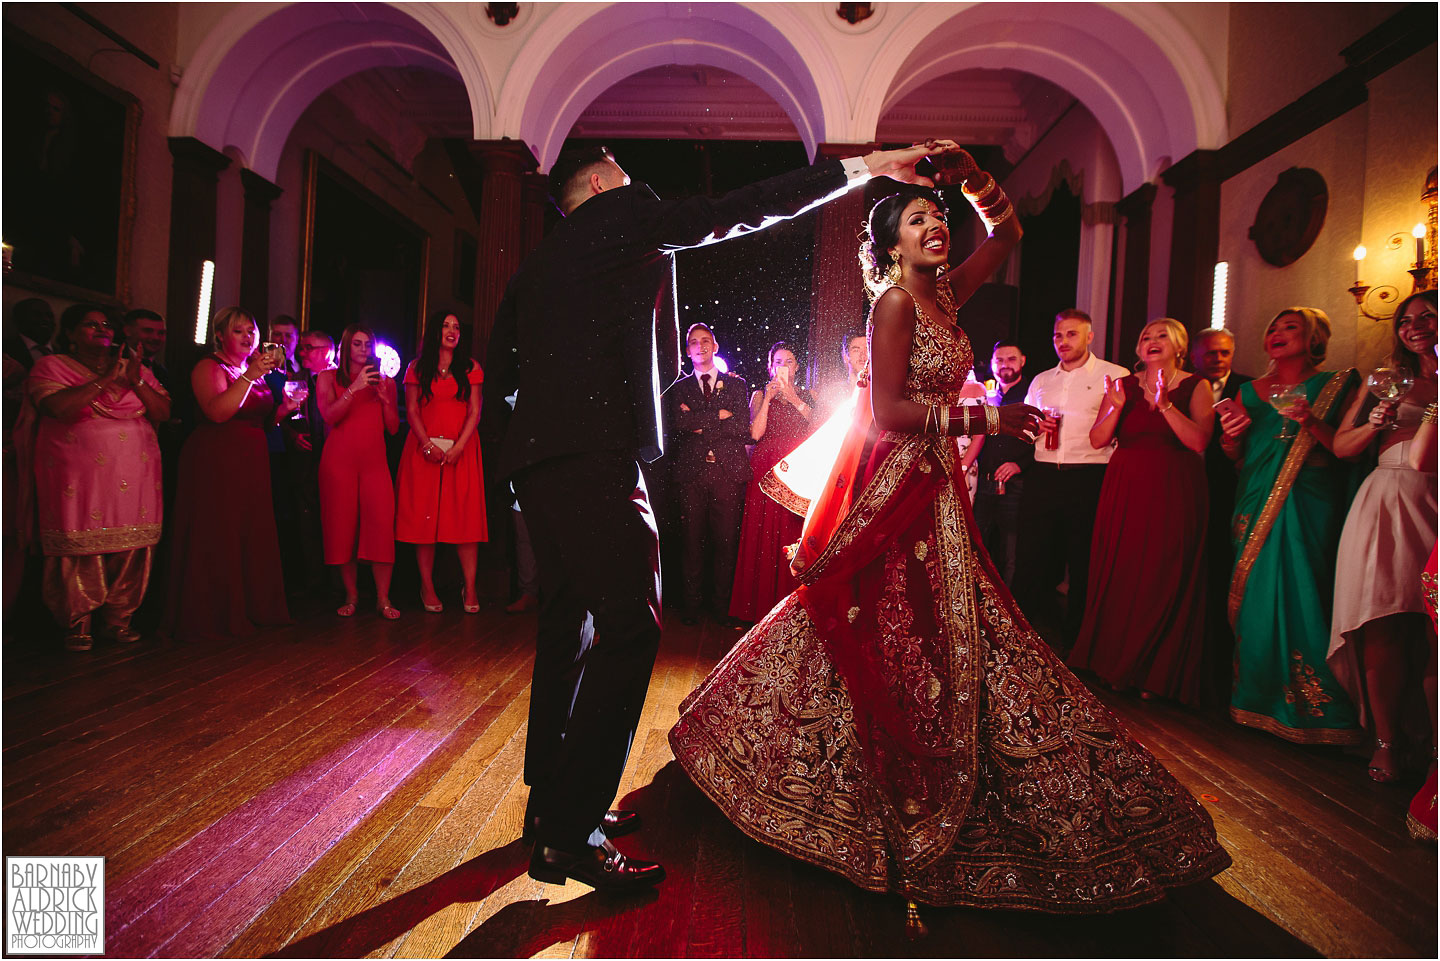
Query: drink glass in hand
[[1366, 367, 1415, 429], [1266, 383, 1308, 439], [282, 379, 309, 416], [1044, 407, 1063, 451]]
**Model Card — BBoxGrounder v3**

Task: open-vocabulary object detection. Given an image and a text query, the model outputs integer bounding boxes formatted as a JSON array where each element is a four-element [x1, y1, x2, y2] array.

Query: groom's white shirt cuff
[[841, 156, 871, 184]]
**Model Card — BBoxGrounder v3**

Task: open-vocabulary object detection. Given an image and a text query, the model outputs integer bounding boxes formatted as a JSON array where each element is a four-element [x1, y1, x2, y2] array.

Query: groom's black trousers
[[512, 450, 662, 851]]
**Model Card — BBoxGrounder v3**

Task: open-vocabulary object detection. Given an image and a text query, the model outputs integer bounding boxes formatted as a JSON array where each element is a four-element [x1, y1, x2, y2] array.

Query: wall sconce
[[1348, 169, 1437, 320], [1348, 242, 1402, 322], [1, 240, 12, 274]]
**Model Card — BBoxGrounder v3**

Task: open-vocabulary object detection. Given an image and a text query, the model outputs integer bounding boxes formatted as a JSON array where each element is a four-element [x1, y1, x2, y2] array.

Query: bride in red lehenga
[[670, 150, 1231, 914]]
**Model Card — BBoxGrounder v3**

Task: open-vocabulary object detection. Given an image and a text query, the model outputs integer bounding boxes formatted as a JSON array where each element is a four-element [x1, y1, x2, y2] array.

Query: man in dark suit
[[663, 323, 752, 626], [120, 308, 172, 392], [3, 298, 56, 373], [292, 329, 336, 596], [119, 309, 177, 631], [967, 339, 1033, 586], [481, 141, 940, 892], [1191, 326, 1252, 707]]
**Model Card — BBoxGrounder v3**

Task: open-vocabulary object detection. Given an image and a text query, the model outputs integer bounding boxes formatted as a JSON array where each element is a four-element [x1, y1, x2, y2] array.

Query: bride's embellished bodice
[[883, 287, 974, 407]]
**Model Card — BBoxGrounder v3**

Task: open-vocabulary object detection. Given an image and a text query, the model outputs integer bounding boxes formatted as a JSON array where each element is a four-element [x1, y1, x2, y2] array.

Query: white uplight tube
[[194, 260, 215, 345], [1210, 261, 1228, 330]]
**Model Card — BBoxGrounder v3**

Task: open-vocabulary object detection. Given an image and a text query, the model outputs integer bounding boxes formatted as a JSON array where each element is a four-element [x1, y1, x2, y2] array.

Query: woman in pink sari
[[24, 304, 169, 649], [671, 149, 1230, 920]]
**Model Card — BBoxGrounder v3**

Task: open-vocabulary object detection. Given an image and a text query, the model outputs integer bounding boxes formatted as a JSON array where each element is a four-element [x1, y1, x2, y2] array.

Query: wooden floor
[[3, 601, 1435, 958]]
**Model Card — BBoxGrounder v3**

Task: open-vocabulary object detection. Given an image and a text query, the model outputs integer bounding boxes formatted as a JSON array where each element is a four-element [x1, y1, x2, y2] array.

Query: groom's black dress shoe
[[522, 808, 641, 844], [528, 838, 665, 891]]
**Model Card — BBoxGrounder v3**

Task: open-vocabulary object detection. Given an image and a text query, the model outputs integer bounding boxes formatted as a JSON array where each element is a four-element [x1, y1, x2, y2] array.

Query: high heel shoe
[[1369, 738, 1400, 783], [462, 588, 480, 614], [421, 593, 444, 613]]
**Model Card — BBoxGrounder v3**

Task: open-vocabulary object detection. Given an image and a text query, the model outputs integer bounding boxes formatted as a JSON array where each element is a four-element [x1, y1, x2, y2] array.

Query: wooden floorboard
[[3, 607, 1434, 958]]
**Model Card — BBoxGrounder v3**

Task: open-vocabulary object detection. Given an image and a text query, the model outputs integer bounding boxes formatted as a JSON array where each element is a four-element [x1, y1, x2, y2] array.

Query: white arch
[[1103, 1, 1226, 149], [853, 2, 1226, 194], [171, 2, 491, 182], [496, 2, 833, 171]]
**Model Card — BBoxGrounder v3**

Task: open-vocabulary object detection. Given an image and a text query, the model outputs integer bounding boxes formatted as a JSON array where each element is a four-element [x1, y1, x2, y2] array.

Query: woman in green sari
[[1216, 307, 1363, 744]]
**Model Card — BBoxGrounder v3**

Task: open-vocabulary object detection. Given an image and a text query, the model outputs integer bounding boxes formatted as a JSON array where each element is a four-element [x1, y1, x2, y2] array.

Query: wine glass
[[1366, 367, 1415, 429], [1266, 383, 1308, 440], [282, 379, 309, 418]]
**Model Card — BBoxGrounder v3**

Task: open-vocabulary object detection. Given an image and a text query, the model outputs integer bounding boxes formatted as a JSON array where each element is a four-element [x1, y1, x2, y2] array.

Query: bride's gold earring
[[885, 252, 902, 286]]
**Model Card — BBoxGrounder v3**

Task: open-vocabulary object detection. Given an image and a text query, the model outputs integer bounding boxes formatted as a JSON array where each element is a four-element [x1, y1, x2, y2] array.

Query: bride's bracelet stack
[[926, 402, 1000, 436], [962, 171, 1013, 230]]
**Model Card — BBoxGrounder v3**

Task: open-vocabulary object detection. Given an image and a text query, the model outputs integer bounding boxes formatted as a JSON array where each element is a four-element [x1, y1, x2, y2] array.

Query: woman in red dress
[[728, 341, 816, 623], [1068, 318, 1214, 704], [396, 310, 487, 613], [163, 307, 296, 641], [318, 324, 400, 618]]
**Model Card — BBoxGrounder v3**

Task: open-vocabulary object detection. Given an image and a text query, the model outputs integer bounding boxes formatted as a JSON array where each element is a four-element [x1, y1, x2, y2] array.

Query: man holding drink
[[1012, 309, 1127, 653]]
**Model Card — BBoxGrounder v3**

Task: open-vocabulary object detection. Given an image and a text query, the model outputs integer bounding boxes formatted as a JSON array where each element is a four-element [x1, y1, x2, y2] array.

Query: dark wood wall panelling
[[1155, 2, 1436, 333]]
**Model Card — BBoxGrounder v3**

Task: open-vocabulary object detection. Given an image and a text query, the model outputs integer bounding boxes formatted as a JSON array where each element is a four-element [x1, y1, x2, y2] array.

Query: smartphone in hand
[[1214, 397, 1243, 421]]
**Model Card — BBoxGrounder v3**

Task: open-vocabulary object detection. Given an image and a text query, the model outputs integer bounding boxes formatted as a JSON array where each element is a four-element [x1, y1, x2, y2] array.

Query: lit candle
[[1414, 224, 1426, 267], [1353, 245, 1366, 283]]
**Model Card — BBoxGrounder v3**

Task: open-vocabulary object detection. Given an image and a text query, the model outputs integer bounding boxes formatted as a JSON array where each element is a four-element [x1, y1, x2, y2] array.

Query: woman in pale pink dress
[[23, 304, 169, 649], [1328, 290, 1437, 782]]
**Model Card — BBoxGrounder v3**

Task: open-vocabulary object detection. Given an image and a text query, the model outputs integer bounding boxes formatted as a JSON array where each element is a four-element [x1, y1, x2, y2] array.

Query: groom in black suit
[[481, 141, 943, 891], [1192, 326, 1252, 707], [663, 323, 753, 625]]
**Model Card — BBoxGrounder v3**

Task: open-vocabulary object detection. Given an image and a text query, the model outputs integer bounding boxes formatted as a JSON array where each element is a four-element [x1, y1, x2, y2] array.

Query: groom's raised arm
[[647, 144, 939, 253]]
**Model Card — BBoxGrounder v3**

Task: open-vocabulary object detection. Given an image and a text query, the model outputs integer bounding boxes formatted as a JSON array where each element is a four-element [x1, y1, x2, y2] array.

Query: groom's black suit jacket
[[481, 161, 848, 479], [476, 158, 853, 850]]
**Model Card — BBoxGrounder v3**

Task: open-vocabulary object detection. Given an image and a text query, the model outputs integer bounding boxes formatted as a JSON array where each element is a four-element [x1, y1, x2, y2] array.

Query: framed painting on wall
[[1, 31, 139, 305]]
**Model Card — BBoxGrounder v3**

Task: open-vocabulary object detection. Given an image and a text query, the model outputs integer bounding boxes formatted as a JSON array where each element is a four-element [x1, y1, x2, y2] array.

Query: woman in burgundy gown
[[728, 341, 817, 622], [1069, 318, 1214, 704], [163, 307, 295, 641], [672, 154, 1229, 915]]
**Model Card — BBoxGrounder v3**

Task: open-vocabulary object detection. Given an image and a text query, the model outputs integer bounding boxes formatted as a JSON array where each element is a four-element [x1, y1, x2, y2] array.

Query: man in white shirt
[[1013, 309, 1128, 653]]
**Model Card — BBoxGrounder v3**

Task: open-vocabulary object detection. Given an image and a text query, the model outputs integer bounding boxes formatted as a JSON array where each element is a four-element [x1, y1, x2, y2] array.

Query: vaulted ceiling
[[325, 62, 1077, 168]]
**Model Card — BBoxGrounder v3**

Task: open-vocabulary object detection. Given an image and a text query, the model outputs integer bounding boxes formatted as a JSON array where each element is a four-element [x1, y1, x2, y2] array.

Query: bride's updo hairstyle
[[858, 184, 947, 300]]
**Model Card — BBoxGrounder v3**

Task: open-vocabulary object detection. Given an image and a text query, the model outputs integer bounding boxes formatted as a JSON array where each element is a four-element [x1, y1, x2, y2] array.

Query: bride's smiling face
[[890, 197, 949, 271]]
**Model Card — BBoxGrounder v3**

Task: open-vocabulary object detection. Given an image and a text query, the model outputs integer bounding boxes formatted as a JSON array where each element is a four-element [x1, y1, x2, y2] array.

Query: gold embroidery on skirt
[[1285, 650, 1335, 717]]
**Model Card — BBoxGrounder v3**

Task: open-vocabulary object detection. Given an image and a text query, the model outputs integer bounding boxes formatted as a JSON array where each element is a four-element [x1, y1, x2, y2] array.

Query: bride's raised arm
[[935, 151, 1023, 308]]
